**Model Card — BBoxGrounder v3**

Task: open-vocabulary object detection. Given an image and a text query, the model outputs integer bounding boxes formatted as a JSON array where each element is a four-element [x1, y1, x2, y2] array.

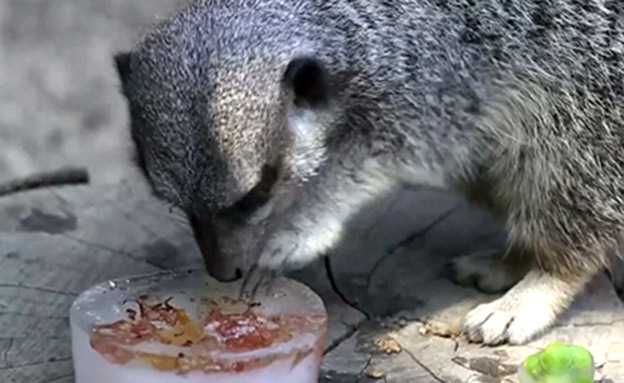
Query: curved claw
[[239, 264, 260, 300], [238, 266, 278, 302]]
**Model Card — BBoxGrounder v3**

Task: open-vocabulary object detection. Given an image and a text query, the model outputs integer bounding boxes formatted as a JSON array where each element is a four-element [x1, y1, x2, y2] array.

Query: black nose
[[189, 215, 243, 282]]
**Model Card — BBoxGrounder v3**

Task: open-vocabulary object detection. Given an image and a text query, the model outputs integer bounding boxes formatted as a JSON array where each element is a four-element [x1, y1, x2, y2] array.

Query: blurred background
[[0, 0, 189, 185]]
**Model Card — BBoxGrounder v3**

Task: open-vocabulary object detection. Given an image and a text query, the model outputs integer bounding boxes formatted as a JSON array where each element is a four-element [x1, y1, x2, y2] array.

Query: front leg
[[257, 158, 395, 272], [463, 268, 594, 345]]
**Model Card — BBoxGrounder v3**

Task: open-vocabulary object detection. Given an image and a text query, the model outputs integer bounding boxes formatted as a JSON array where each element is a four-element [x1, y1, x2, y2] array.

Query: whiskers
[[168, 205, 193, 236]]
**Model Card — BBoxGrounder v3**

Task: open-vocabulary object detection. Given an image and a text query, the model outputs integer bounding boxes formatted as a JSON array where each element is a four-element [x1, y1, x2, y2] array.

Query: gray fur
[[116, 0, 624, 344]]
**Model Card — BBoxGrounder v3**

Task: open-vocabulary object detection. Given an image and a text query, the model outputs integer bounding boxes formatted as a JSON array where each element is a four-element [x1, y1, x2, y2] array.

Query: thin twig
[[0, 167, 89, 197]]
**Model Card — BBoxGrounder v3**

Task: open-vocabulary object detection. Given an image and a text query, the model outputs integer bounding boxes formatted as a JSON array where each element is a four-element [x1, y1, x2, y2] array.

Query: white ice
[[70, 269, 327, 383]]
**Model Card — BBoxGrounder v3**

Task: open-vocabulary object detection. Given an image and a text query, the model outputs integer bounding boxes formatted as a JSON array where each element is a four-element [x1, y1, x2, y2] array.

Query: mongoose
[[114, 0, 624, 345]]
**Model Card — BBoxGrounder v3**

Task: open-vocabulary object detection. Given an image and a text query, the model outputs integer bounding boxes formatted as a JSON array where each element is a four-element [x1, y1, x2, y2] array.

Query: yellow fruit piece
[[140, 353, 180, 371], [160, 310, 203, 346]]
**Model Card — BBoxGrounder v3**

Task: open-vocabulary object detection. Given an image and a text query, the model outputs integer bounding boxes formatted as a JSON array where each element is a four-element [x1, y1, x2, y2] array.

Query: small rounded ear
[[114, 52, 132, 85], [283, 57, 330, 108]]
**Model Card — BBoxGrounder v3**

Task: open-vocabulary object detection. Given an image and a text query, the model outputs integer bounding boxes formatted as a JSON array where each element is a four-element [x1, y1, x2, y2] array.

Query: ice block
[[518, 342, 594, 383], [70, 270, 328, 383]]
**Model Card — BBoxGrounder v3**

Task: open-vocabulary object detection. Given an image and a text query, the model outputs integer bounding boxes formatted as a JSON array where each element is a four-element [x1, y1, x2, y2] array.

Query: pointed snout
[[188, 214, 259, 282]]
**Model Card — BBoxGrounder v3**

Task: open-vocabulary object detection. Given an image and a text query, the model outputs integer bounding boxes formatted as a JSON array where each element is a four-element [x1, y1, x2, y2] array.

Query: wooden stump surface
[[0, 181, 622, 383]]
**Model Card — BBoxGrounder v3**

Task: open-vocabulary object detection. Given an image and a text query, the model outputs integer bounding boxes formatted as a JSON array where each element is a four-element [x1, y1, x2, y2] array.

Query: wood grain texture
[[0, 182, 622, 383]]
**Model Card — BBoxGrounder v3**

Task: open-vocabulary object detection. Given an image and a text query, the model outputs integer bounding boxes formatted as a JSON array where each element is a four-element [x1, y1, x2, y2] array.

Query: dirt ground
[[0, 0, 189, 184]]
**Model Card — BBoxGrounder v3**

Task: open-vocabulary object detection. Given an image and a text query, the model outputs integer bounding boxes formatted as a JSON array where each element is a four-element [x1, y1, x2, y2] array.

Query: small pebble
[[375, 339, 402, 354], [365, 369, 386, 379]]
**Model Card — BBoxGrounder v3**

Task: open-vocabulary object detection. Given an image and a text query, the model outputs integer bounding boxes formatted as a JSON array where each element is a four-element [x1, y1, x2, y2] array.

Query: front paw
[[256, 235, 301, 273], [239, 235, 303, 300], [256, 227, 329, 272], [462, 295, 558, 345]]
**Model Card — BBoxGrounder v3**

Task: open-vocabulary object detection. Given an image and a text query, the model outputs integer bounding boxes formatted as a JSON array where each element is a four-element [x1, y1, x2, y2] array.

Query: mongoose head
[[114, 5, 338, 281]]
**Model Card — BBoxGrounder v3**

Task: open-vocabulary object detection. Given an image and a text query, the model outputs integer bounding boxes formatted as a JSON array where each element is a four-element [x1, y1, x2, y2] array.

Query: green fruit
[[540, 343, 572, 374], [568, 345, 593, 371], [524, 354, 544, 378], [518, 343, 595, 383]]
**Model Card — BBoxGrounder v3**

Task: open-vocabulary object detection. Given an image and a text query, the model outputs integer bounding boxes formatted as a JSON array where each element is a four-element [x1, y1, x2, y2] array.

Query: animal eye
[[228, 164, 279, 217]]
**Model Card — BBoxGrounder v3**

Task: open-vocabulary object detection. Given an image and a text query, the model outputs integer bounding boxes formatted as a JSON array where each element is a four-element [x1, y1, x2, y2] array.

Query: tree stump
[[0, 182, 622, 383]]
